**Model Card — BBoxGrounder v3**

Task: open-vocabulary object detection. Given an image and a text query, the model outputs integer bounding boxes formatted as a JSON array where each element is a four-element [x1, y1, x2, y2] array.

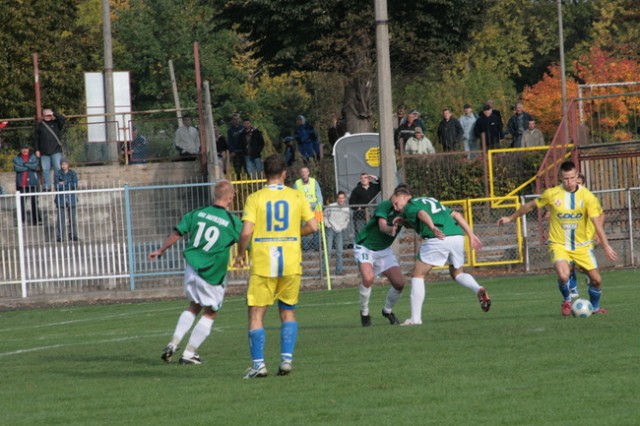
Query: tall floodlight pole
[[103, 0, 118, 162], [557, 0, 568, 143], [374, 0, 395, 199]]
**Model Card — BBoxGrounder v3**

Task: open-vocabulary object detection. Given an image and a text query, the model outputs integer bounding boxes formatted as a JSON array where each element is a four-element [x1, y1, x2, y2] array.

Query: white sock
[[384, 287, 403, 312], [455, 273, 481, 294], [170, 310, 196, 347], [410, 278, 425, 323], [359, 284, 372, 316], [183, 316, 214, 358]]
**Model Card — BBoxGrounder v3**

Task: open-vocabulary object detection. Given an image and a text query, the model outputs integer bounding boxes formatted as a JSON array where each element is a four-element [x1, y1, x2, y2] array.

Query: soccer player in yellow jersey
[[234, 154, 318, 378], [498, 161, 617, 316]]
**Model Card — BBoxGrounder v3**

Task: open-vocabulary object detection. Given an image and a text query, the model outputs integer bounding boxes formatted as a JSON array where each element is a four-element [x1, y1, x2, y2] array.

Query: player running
[[151, 180, 241, 365], [354, 184, 410, 327], [498, 161, 617, 315], [391, 185, 491, 326]]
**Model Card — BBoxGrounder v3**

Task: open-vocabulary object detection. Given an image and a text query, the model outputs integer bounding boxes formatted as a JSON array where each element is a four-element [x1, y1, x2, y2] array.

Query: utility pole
[[557, 0, 568, 143], [102, 0, 118, 162], [374, 0, 395, 199]]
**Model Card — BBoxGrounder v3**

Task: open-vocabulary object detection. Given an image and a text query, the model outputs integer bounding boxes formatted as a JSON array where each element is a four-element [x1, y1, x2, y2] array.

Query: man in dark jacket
[[13, 144, 42, 224], [474, 104, 503, 149], [349, 173, 381, 234], [239, 118, 265, 179], [506, 102, 533, 148], [436, 108, 464, 152], [35, 108, 65, 190]]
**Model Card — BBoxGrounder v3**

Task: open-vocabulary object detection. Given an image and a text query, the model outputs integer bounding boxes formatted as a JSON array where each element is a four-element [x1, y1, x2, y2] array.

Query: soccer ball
[[571, 298, 594, 318]]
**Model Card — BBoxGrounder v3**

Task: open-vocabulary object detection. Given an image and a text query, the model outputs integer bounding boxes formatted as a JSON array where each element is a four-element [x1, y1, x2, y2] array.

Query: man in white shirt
[[174, 115, 200, 157], [324, 191, 350, 275], [404, 127, 435, 155]]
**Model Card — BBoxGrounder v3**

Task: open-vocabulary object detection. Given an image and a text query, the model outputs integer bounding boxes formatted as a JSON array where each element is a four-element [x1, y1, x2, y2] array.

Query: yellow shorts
[[247, 274, 301, 307], [548, 244, 598, 272]]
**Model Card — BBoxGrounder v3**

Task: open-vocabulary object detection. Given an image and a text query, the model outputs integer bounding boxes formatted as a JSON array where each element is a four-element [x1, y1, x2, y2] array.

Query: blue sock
[[280, 321, 298, 362], [568, 269, 577, 292], [558, 280, 571, 301], [588, 285, 602, 310], [248, 328, 265, 368]]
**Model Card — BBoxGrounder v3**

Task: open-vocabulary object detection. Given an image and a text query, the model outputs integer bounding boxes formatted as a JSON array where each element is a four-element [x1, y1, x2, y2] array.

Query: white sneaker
[[277, 360, 292, 376], [243, 364, 268, 379], [400, 319, 422, 326]]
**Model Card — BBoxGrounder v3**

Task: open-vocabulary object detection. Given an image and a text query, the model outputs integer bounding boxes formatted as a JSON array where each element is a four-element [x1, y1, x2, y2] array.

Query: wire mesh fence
[[1, 179, 638, 299]]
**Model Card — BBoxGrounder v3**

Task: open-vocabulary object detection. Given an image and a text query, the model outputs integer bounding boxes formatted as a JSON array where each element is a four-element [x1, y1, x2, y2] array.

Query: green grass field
[[1, 270, 638, 425]]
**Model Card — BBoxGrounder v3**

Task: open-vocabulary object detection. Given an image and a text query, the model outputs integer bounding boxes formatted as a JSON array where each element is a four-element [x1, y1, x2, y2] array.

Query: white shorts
[[354, 244, 399, 276], [418, 235, 465, 268], [183, 263, 226, 311]]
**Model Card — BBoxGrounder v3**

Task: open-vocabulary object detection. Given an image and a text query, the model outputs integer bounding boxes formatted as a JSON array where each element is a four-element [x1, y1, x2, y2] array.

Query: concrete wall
[[1, 160, 204, 191]]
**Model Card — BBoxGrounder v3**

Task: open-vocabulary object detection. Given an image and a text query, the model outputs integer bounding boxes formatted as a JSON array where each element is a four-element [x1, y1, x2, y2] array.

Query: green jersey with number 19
[[176, 205, 242, 285], [403, 197, 463, 238]]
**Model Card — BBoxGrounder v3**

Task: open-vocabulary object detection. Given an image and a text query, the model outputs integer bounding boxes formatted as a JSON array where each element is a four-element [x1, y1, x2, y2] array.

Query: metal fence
[[1, 181, 637, 300]]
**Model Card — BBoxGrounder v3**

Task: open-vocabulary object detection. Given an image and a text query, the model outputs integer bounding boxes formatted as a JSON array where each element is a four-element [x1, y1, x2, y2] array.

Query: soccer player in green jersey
[[150, 180, 241, 364], [354, 184, 409, 327], [391, 186, 491, 326], [234, 154, 318, 378], [498, 161, 617, 315]]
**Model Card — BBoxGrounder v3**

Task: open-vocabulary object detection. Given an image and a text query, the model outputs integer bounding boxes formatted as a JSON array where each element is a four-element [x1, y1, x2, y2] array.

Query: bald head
[[214, 180, 235, 209]]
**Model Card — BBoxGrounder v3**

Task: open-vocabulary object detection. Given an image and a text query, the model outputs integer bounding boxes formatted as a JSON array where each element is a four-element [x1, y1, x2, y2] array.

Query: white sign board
[[84, 72, 132, 143]]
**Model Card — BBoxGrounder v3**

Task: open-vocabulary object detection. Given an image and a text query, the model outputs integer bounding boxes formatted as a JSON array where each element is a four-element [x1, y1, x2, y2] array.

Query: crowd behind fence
[[1, 180, 637, 300]]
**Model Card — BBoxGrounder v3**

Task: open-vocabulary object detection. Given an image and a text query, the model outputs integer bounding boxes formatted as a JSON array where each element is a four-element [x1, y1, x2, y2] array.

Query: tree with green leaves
[[213, 0, 485, 133], [0, 0, 100, 118]]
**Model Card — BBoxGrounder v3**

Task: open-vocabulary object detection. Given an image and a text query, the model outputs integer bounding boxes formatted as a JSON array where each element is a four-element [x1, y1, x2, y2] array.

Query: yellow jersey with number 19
[[242, 184, 315, 277], [534, 184, 603, 250]]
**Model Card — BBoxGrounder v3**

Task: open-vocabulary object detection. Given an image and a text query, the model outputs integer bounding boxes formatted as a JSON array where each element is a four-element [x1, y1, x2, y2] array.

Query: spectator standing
[[174, 115, 200, 158], [327, 112, 346, 154], [521, 119, 545, 147], [294, 115, 320, 163], [215, 128, 229, 175], [349, 172, 381, 235], [393, 105, 406, 149], [294, 166, 323, 251], [226, 113, 246, 176], [404, 127, 436, 155], [459, 103, 478, 157], [151, 180, 241, 365], [482, 99, 503, 130], [323, 191, 350, 275], [13, 144, 42, 225], [239, 118, 265, 178], [474, 104, 503, 149], [54, 158, 79, 242], [437, 108, 464, 152], [506, 102, 533, 148], [234, 154, 318, 378], [397, 109, 425, 150], [35, 108, 65, 191], [129, 126, 148, 164]]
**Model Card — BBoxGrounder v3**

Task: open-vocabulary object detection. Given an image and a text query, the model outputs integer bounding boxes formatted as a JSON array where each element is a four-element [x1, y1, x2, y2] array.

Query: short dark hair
[[337, 190, 346, 197], [393, 183, 412, 196], [560, 160, 576, 173], [263, 154, 286, 179]]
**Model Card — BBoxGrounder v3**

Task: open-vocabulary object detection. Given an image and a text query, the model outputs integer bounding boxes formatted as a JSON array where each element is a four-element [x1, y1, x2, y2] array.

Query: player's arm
[[234, 221, 254, 268], [497, 199, 538, 226], [417, 210, 445, 239], [590, 214, 618, 262], [451, 211, 482, 250], [301, 217, 318, 236], [148, 230, 182, 260], [377, 217, 398, 236]]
